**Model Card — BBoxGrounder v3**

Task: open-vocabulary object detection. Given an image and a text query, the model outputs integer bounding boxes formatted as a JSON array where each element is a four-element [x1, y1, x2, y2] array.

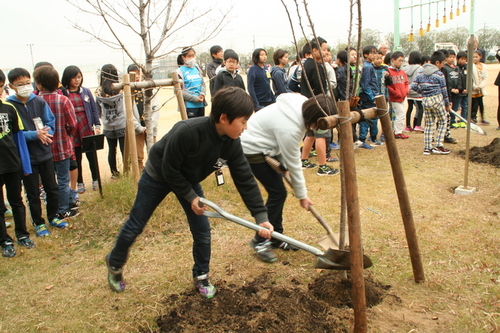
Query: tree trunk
[[143, 58, 155, 152]]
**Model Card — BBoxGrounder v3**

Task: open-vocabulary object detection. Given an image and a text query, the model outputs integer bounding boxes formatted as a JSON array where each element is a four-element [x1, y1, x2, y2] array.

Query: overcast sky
[[1, 0, 497, 77]]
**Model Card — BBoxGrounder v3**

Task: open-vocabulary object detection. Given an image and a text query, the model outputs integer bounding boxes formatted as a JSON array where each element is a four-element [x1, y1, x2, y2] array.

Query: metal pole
[[394, 0, 401, 51], [463, 0, 475, 189]]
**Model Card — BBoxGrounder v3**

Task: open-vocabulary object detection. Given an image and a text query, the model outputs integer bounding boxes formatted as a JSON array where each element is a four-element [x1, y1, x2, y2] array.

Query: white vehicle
[[434, 43, 459, 54]]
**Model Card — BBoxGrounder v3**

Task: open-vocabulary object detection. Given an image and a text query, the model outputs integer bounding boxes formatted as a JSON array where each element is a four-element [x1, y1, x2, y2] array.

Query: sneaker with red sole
[[431, 146, 450, 155], [395, 133, 409, 139]]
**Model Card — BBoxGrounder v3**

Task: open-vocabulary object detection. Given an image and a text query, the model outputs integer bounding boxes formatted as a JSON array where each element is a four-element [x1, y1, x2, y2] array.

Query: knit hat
[[224, 49, 239, 62]]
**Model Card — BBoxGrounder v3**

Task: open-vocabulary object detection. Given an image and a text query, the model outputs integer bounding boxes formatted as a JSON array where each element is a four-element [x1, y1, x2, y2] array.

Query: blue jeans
[[451, 95, 468, 122], [108, 172, 211, 277], [249, 161, 286, 244], [358, 119, 378, 142], [54, 158, 71, 213]]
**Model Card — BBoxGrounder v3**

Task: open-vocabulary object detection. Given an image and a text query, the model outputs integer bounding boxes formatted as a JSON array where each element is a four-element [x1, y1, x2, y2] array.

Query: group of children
[[2, 38, 497, 301]]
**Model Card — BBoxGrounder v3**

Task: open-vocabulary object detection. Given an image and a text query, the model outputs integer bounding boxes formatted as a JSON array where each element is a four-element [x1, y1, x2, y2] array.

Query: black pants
[[471, 96, 484, 121], [106, 136, 125, 175], [75, 146, 99, 183], [0, 171, 29, 243], [23, 159, 59, 226], [406, 99, 423, 127], [249, 161, 286, 244]]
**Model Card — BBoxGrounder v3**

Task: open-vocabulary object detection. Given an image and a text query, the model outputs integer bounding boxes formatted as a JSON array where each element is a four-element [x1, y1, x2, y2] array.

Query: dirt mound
[[458, 138, 500, 168], [156, 272, 390, 333]]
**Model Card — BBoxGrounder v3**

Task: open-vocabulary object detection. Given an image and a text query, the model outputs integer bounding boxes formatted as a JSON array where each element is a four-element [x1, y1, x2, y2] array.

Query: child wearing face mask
[[176, 47, 206, 118], [7, 68, 65, 237]]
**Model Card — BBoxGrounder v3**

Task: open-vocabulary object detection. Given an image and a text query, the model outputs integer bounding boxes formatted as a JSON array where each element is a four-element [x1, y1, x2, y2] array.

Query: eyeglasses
[[225, 59, 238, 64], [13, 82, 32, 87]]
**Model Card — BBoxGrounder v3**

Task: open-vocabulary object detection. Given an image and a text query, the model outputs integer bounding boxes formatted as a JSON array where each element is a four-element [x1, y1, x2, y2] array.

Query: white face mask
[[17, 84, 34, 98], [185, 58, 197, 67]]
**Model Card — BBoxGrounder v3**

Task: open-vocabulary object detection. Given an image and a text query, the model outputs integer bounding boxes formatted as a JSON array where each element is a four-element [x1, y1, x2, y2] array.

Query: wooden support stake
[[337, 101, 367, 333], [172, 72, 188, 120], [375, 95, 425, 283], [122, 73, 140, 183]]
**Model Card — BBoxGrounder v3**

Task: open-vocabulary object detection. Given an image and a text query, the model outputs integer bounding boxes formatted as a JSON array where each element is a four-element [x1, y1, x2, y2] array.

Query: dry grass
[[1, 65, 499, 332]]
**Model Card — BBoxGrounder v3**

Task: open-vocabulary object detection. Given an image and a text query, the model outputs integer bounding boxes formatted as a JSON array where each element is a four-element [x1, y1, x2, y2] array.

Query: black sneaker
[[69, 200, 82, 210], [17, 237, 35, 249], [444, 137, 458, 144], [58, 210, 80, 219], [2, 241, 16, 258], [317, 165, 340, 176], [271, 241, 299, 251], [249, 238, 277, 263], [105, 253, 125, 292], [423, 148, 432, 155], [301, 159, 317, 169]]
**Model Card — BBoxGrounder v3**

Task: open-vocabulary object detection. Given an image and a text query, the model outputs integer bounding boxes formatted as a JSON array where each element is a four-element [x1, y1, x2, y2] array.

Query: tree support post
[[172, 72, 188, 120], [122, 73, 140, 183], [375, 95, 425, 283], [337, 100, 367, 333]]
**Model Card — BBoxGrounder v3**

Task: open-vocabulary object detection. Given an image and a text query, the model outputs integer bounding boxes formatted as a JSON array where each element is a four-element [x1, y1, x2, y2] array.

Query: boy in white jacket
[[240, 93, 335, 262]]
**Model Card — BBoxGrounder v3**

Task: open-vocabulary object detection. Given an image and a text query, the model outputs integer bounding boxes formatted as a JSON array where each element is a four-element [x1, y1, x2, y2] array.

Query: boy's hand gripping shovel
[[200, 198, 372, 270]]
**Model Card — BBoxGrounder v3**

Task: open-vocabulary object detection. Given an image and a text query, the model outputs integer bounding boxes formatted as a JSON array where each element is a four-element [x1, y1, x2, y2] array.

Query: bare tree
[[68, 0, 230, 150]]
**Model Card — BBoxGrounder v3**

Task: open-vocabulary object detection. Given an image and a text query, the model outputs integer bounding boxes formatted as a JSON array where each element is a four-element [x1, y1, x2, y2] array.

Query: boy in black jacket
[[212, 49, 245, 96], [0, 70, 35, 257], [105, 87, 272, 299], [454, 51, 469, 128]]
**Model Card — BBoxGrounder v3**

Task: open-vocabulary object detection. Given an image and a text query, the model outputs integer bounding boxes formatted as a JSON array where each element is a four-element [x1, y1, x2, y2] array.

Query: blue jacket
[[271, 66, 291, 97], [359, 60, 380, 107], [77, 86, 101, 127], [7, 93, 55, 164], [247, 64, 275, 110]]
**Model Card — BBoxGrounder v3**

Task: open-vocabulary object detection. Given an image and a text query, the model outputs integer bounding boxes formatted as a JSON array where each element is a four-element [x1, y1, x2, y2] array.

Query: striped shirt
[[38, 92, 77, 161]]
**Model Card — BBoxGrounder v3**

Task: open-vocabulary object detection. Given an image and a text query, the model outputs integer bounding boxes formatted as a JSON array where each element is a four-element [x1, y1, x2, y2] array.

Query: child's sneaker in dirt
[[317, 165, 340, 176], [431, 146, 450, 155], [301, 159, 317, 169], [423, 148, 432, 155], [1, 241, 16, 258], [249, 238, 277, 263], [17, 237, 35, 248], [193, 273, 216, 299], [105, 253, 125, 292], [35, 224, 50, 237], [77, 183, 85, 194], [49, 217, 69, 229], [271, 241, 299, 251], [413, 126, 424, 132]]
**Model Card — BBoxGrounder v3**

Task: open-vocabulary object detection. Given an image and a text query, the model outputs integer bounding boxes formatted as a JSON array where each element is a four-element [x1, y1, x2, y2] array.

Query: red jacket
[[388, 67, 409, 102]]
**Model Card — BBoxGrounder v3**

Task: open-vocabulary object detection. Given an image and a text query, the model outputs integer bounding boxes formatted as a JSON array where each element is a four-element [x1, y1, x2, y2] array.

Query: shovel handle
[[309, 206, 339, 247], [450, 110, 487, 135], [200, 197, 324, 257]]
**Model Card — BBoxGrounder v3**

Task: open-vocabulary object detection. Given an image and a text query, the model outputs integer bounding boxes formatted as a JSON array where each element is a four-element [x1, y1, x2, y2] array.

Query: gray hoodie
[[404, 64, 423, 99], [96, 92, 144, 136]]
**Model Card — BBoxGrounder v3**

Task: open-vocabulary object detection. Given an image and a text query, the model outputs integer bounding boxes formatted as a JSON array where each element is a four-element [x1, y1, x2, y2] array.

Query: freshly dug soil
[[156, 272, 390, 333], [458, 137, 500, 168]]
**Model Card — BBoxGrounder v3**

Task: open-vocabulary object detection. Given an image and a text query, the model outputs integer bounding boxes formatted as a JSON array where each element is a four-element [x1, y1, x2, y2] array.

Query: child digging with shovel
[[105, 86, 272, 299], [241, 93, 336, 263]]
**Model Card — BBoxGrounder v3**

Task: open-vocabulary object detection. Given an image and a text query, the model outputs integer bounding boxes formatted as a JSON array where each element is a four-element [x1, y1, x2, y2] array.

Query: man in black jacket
[[105, 87, 273, 299]]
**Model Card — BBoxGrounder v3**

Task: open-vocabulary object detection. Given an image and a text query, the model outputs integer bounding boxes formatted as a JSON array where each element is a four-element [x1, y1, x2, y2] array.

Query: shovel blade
[[315, 248, 373, 270], [318, 233, 347, 250]]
